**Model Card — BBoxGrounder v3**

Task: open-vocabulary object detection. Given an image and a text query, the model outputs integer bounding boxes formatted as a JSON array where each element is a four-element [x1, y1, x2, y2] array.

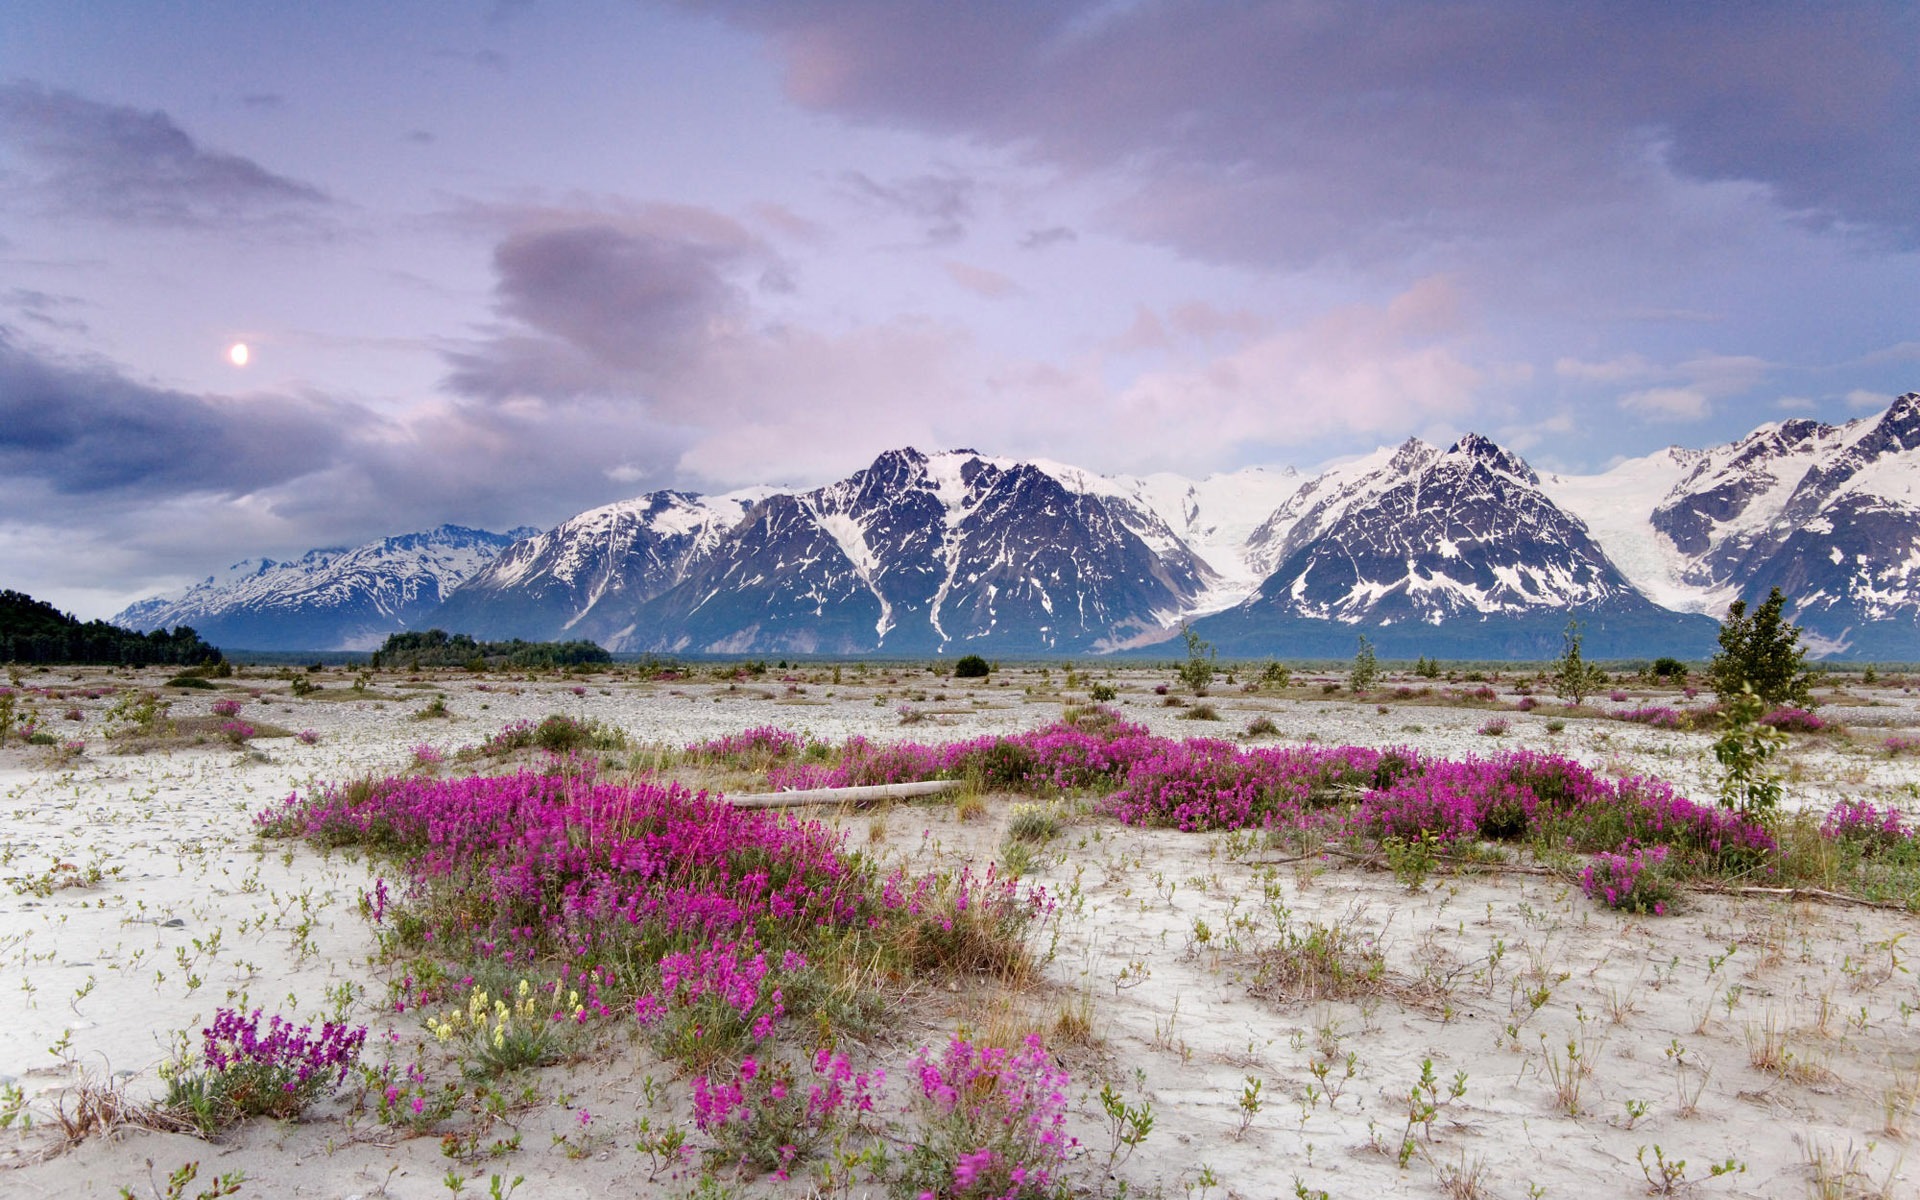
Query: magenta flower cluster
[[217, 719, 255, 744], [741, 712, 1775, 870], [692, 1048, 883, 1176], [689, 726, 804, 761], [633, 937, 799, 1050], [905, 1033, 1075, 1200], [198, 1006, 368, 1117], [1759, 707, 1825, 733], [1578, 845, 1673, 915], [1821, 799, 1917, 854], [211, 697, 243, 718], [1611, 706, 1683, 729]]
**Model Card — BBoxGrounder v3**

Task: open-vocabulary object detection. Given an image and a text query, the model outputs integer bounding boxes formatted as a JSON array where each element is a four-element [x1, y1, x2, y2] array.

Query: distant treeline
[[0, 589, 223, 667], [370, 629, 611, 669]]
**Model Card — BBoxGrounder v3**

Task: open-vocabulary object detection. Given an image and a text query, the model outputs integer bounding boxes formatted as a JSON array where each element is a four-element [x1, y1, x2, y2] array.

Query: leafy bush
[[952, 654, 991, 679], [1348, 635, 1378, 693], [1713, 686, 1787, 821], [1176, 626, 1216, 695], [1707, 587, 1811, 709]]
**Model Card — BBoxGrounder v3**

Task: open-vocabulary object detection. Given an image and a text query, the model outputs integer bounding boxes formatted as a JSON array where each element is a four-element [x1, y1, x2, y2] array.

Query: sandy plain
[[2, 661, 1918, 1199]]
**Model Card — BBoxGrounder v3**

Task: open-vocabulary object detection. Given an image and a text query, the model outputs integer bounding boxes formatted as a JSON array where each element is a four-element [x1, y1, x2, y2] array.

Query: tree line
[[369, 629, 611, 670], [0, 589, 223, 667]]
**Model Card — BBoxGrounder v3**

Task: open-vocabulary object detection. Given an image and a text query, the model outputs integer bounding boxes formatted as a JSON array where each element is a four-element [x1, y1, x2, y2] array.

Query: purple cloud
[[0, 82, 331, 229], [693, 1, 1920, 265]]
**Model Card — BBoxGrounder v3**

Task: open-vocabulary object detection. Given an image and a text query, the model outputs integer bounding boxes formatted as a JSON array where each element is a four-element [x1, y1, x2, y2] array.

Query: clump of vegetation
[[1258, 660, 1293, 689], [370, 629, 611, 670], [1006, 803, 1063, 844], [475, 713, 628, 757], [952, 654, 991, 679]]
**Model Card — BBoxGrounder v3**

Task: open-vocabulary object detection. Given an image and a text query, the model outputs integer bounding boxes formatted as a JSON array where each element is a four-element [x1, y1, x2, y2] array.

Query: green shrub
[[953, 654, 991, 679]]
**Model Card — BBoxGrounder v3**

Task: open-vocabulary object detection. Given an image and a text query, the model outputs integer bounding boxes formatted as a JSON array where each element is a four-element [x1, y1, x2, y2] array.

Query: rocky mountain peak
[[1445, 433, 1538, 484]]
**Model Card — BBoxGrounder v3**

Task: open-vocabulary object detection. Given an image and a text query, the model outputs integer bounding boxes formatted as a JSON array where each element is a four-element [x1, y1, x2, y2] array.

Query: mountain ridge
[[116, 396, 1920, 658]]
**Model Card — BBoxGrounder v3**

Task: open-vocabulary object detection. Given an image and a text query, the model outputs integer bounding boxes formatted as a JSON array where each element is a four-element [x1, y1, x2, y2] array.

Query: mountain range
[[116, 395, 1920, 659]]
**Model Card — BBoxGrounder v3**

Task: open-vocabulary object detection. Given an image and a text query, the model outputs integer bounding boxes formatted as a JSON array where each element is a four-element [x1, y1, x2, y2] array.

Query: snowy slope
[[114, 526, 532, 651], [1542, 446, 1707, 612]]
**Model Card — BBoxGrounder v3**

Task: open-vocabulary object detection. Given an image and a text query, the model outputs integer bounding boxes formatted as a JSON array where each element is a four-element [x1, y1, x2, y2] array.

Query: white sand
[[3, 665, 1918, 1198]]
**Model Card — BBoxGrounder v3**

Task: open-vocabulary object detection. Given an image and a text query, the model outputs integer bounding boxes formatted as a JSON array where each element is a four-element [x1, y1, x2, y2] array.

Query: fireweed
[[260, 767, 1053, 1078], [1612, 706, 1685, 730], [1579, 846, 1676, 915], [1759, 707, 1826, 734], [1821, 800, 1920, 857], [740, 713, 1776, 877], [691, 1047, 883, 1177], [166, 1006, 367, 1128], [900, 1033, 1075, 1200]]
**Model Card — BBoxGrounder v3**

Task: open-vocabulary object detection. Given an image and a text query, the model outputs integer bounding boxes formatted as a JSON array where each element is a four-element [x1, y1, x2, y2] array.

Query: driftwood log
[[724, 778, 963, 809]]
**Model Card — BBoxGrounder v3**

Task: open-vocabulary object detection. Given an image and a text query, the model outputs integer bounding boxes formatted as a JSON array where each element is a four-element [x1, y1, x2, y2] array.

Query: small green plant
[[1382, 832, 1438, 891], [1178, 625, 1217, 695], [1551, 620, 1608, 706], [1396, 1058, 1467, 1167], [1234, 1076, 1263, 1140], [1712, 684, 1786, 820], [1259, 660, 1292, 689], [1088, 681, 1118, 702], [953, 654, 991, 679], [1100, 1081, 1156, 1171], [117, 1159, 246, 1200]]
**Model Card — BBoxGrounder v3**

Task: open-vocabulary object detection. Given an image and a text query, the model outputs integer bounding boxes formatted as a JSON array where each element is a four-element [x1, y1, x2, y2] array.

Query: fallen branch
[[1692, 882, 1915, 912], [725, 778, 964, 809]]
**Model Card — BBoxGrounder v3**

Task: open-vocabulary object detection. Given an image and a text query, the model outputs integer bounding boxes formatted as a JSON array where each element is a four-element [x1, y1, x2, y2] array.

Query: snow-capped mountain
[[427, 491, 765, 645], [115, 525, 534, 651], [1191, 435, 1719, 658], [598, 448, 1221, 654], [125, 397, 1920, 659], [1548, 394, 1920, 658]]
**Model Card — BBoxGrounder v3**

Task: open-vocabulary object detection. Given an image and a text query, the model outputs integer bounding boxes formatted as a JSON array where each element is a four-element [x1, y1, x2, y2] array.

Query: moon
[[227, 342, 250, 367]]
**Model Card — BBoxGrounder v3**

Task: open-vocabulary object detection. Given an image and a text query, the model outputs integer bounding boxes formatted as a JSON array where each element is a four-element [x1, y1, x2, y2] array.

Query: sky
[[2, 1, 1916, 619]]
